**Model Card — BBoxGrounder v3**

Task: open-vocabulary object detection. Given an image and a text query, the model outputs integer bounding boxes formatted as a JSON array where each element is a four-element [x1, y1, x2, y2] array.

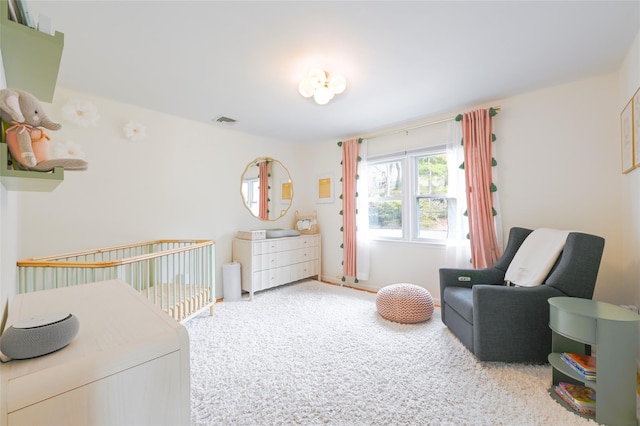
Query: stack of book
[[561, 352, 596, 380], [554, 381, 596, 415], [7, 0, 35, 28]]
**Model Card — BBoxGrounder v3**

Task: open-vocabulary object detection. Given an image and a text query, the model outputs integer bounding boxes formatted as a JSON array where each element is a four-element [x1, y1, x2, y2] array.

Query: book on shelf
[[9, 0, 35, 28], [554, 382, 596, 415], [7, 0, 18, 22], [17, 0, 34, 28], [7, 0, 21, 24], [37, 13, 52, 35], [561, 352, 596, 380]]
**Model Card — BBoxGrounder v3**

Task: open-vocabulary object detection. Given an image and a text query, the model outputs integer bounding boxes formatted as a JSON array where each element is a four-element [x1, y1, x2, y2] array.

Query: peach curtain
[[259, 160, 269, 220], [462, 109, 501, 268], [342, 138, 360, 278]]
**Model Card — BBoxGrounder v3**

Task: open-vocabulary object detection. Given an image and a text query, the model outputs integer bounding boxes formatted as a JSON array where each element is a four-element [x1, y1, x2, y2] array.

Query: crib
[[16, 239, 215, 323]]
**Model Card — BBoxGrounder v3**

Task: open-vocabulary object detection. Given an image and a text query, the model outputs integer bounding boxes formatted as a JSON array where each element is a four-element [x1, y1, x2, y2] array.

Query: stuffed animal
[[0, 88, 87, 171]]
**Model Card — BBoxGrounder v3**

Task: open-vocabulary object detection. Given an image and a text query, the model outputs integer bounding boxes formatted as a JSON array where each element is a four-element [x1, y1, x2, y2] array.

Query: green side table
[[549, 296, 640, 425]]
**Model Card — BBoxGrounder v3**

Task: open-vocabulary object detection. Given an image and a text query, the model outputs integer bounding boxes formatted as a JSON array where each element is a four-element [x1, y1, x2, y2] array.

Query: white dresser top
[[0, 279, 188, 414]]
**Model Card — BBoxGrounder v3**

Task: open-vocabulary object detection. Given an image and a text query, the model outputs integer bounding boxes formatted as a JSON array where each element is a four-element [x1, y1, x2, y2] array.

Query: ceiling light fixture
[[298, 68, 346, 105]]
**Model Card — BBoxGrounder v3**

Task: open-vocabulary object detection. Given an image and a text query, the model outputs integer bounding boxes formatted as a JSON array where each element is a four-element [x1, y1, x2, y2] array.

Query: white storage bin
[[222, 262, 242, 301]]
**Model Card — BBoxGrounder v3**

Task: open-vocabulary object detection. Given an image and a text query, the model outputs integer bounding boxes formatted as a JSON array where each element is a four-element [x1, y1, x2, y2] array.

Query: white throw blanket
[[504, 228, 570, 287]]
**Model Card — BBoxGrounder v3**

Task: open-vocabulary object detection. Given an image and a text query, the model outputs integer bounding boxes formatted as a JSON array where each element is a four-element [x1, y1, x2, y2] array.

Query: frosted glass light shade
[[299, 68, 345, 105], [298, 79, 315, 98], [328, 74, 346, 94], [307, 68, 327, 88], [313, 86, 334, 105]]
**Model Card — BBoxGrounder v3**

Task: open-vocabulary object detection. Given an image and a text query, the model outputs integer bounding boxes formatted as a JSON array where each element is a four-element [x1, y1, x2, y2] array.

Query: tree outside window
[[368, 160, 402, 238], [416, 153, 448, 240]]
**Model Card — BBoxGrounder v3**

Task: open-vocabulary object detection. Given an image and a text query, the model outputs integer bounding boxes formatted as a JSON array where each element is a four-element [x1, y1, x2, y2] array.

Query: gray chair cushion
[[442, 287, 473, 323]]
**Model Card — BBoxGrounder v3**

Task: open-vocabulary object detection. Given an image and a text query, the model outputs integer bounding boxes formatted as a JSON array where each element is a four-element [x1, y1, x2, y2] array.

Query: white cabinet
[[233, 234, 321, 299], [0, 279, 190, 425]]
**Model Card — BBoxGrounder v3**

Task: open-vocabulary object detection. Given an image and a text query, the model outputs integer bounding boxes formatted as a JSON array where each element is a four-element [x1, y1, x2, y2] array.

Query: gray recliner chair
[[439, 227, 605, 363]]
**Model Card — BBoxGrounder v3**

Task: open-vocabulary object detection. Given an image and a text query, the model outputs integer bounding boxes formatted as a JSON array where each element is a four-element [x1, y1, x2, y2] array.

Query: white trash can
[[222, 261, 242, 301]]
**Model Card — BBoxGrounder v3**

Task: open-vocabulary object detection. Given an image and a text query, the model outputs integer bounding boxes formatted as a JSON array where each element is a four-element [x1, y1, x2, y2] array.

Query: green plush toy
[[0, 88, 87, 171]]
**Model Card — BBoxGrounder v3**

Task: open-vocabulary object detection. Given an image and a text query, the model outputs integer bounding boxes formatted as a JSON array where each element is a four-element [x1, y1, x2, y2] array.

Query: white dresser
[[0, 279, 190, 426], [233, 234, 321, 299]]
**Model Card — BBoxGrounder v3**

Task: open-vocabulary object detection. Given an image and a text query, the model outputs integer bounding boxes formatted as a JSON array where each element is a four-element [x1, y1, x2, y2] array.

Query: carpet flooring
[[185, 280, 597, 425]]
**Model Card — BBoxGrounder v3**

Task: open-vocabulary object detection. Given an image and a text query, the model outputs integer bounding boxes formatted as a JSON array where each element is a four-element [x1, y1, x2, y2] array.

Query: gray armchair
[[439, 227, 605, 363]]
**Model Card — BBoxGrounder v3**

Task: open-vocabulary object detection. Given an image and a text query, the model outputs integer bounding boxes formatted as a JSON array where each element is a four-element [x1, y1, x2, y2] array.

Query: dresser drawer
[[290, 260, 319, 282], [233, 234, 321, 299], [290, 246, 319, 264], [250, 265, 292, 291], [253, 238, 296, 255], [299, 235, 320, 248]]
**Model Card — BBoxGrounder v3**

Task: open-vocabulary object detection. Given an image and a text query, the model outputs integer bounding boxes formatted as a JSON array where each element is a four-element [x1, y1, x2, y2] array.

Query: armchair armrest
[[439, 267, 505, 291], [472, 284, 565, 362], [439, 267, 507, 325]]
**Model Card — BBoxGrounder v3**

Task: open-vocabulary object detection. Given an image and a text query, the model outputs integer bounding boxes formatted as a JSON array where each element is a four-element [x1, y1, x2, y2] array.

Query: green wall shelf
[[0, 0, 64, 102], [0, 1, 65, 191], [0, 143, 63, 191]]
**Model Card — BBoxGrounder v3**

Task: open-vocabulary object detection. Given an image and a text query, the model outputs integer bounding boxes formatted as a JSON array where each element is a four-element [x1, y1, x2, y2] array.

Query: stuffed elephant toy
[[0, 88, 87, 171], [0, 88, 60, 168]]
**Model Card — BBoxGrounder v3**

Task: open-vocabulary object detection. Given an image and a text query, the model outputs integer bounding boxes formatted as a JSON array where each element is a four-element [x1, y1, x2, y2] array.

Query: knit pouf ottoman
[[376, 283, 434, 324]]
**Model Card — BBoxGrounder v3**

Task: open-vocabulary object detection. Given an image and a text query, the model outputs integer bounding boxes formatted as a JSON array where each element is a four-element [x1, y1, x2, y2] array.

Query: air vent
[[214, 115, 237, 125]]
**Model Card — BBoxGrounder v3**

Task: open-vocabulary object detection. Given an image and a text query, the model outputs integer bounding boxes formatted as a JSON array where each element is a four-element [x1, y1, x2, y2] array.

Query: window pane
[[417, 197, 447, 239], [242, 178, 260, 216], [417, 154, 447, 195], [368, 161, 402, 198], [368, 200, 402, 238], [368, 160, 403, 238]]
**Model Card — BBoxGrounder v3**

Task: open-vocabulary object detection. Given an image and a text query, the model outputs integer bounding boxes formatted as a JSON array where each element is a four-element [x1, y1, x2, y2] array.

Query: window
[[368, 159, 403, 239], [242, 177, 260, 216], [367, 146, 454, 242]]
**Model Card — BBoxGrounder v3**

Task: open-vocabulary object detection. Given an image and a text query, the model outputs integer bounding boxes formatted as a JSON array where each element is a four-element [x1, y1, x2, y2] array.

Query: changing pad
[[265, 229, 301, 239]]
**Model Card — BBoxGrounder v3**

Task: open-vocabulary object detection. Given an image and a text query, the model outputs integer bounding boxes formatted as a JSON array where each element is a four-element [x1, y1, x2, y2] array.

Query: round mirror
[[240, 157, 293, 221]]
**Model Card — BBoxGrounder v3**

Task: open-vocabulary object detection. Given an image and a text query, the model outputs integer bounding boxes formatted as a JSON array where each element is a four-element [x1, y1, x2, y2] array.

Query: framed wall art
[[316, 173, 334, 204], [281, 180, 292, 204], [621, 98, 634, 174], [634, 87, 640, 169]]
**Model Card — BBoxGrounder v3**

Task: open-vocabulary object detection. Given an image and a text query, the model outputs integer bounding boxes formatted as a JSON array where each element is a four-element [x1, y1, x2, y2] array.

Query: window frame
[[367, 145, 451, 244]]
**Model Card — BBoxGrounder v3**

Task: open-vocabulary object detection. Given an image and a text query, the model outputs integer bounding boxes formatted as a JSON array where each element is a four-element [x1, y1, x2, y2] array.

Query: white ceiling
[[28, 1, 640, 144]]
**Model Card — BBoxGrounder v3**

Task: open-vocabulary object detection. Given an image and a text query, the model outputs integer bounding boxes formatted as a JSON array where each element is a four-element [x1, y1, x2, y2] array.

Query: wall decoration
[[123, 120, 146, 141], [50, 140, 86, 160], [634, 87, 640, 169], [316, 173, 334, 203], [621, 98, 634, 174], [61, 100, 100, 127], [281, 180, 292, 203]]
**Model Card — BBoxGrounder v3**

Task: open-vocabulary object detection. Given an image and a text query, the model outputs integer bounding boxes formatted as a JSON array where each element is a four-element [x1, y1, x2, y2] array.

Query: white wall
[[3, 30, 639, 316], [619, 31, 640, 308], [496, 73, 626, 303], [308, 71, 632, 304], [13, 87, 310, 299]]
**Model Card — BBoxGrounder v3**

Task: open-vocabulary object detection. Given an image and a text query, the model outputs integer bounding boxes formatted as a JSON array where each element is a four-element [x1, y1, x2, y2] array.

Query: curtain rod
[[364, 106, 501, 141]]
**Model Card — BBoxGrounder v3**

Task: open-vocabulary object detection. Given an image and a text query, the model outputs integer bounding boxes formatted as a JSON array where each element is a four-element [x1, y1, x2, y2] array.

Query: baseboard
[[320, 275, 441, 306]]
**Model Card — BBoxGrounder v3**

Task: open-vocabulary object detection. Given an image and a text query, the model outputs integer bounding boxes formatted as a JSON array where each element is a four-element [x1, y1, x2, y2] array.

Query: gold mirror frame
[[240, 157, 293, 221]]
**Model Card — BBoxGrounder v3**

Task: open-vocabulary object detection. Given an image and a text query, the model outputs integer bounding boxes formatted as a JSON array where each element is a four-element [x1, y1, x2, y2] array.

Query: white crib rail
[[17, 240, 216, 322]]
